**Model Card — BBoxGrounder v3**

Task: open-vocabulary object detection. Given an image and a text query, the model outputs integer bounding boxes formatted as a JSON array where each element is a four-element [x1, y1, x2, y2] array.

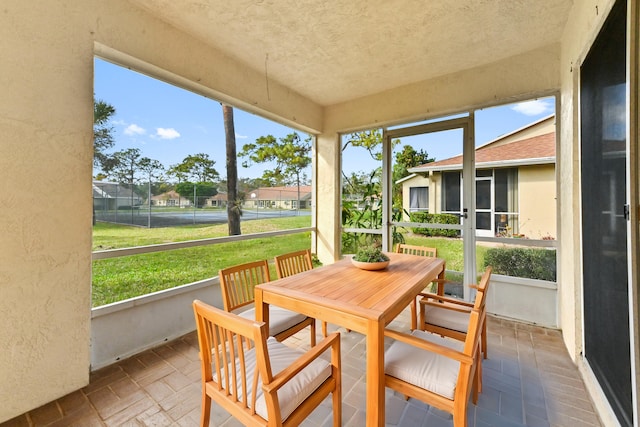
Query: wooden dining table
[[254, 252, 446, 426]]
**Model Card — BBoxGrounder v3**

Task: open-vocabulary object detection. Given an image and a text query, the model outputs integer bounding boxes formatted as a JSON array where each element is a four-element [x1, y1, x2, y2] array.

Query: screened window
[[409, 187, 428, 212], [442, 172, 461, 212]]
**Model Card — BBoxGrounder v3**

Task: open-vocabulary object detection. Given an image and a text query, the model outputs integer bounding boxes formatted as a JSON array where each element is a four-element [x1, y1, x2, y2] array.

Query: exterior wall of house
[[401, 174, 430, 219], [518, 164, 557, 239], [487, 117, 556, 148], [401, 166, 556, 239]]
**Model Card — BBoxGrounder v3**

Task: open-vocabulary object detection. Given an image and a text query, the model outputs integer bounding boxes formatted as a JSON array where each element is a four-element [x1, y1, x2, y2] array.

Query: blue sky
[[94, 58, 555, 181]]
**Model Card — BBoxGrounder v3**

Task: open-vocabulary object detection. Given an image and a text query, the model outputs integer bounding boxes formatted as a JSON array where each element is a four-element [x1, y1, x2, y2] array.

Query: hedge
[[483, 247, 556, 282], [410, 212, 460, 237]]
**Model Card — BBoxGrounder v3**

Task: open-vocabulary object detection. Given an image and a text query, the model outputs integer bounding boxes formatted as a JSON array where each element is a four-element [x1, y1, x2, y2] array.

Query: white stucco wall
[[558, 1, 620, 425], [0, 0, 324, 422], [0, 2, 94, 421], [558, 0, 617, 361]]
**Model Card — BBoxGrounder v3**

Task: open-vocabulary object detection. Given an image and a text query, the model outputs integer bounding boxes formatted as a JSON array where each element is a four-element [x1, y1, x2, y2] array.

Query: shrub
[[483, 247, 556, 282], [410, 212, 460, 237]]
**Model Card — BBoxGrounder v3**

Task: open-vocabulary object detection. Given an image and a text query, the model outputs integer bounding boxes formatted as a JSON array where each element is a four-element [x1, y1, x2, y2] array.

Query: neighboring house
[[245, 186, 312, 209], [402, 116, 556, 239], [205, 192, 227, 208], [150, 190, 190, 207], [93, 181, 144, 210]]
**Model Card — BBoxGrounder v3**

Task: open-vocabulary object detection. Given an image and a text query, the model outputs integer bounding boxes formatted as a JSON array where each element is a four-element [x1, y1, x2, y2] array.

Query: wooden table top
[[257, 252, 445, 324]]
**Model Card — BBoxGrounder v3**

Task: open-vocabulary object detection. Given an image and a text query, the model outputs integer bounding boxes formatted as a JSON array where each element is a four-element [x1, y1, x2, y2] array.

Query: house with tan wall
[[401, 116, 557, 239], [245, 186, 312, 209]]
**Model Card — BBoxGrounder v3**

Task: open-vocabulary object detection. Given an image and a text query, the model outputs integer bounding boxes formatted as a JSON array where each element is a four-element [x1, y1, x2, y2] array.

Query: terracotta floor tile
[[0, 311, 604, 427]]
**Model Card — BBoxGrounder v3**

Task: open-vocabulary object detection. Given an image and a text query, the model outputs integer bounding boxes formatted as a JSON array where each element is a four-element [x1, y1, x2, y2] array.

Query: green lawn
[[91, 219, 488, 307], [92, 217, 311, 307]]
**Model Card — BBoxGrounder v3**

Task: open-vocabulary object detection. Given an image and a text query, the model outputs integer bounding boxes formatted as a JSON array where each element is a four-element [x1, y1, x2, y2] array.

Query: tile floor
[[1, 309, 602, 427]]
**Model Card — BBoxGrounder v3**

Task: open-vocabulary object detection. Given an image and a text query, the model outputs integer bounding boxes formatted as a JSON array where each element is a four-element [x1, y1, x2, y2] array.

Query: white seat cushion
[[216, 337, 331, 421], [423, 303, 470, 333], [384, 330, 463, 400], [240, 306, 307, 336]]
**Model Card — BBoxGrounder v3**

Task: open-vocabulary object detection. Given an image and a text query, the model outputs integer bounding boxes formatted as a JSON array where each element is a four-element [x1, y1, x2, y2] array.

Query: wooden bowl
[[351, 258, 390, 271]]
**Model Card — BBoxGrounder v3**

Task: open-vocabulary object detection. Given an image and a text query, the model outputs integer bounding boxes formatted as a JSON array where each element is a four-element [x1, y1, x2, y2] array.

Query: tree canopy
[[93, 98, 117, 174], [239, 132, 311, 187], [171, 153, 219, 183]]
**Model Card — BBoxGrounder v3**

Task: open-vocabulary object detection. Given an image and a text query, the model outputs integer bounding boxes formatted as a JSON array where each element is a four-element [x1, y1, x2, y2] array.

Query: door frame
[[383, 114, 477, 294]]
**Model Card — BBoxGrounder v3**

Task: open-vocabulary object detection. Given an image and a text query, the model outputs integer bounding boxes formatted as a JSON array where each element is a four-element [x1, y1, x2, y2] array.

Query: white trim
[[409, 156, 555, 173]]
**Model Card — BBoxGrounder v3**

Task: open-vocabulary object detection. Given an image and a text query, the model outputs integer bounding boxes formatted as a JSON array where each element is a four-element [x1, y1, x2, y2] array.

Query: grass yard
[[92, 219, 489, 307], [92, 217, 311, 307]]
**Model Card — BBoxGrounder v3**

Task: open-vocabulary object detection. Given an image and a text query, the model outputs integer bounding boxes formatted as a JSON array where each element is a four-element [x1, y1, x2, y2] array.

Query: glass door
[[475, 173, 493, 237], [384, 115, 476, 296], [580, 1, 631, 425]]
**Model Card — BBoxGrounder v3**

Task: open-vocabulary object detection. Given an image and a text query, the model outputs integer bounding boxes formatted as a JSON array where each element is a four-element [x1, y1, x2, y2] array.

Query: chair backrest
[[274, 249, 313, 279], [193, 299, 277, 425], [219, 260, 271, 312], [193, 299, 341, 426], [395, 243, 437, 258], [471, 266, 492, 301]]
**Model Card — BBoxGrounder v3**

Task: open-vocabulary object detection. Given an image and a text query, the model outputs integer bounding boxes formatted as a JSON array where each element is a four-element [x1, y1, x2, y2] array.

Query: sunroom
[[1, 0, 638, 426]]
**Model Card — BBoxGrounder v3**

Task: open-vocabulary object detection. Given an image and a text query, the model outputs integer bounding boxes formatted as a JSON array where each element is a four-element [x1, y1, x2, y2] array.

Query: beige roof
[[415, 132, 556, 172], [251, 186, 312, 200]]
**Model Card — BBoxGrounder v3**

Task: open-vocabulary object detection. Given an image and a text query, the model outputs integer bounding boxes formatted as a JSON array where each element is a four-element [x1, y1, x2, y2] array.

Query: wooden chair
[[419, 266, 492, 359], [395, 243, 445, 329], [384, 290, 485, 427], [219, 259, 316, 346], [274, 249, 329, 338], [192, 300, 342, 427]]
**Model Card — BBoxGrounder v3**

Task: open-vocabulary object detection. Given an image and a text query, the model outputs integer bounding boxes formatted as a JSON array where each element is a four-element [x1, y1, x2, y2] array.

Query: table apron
[[259, 291, 371, 334]]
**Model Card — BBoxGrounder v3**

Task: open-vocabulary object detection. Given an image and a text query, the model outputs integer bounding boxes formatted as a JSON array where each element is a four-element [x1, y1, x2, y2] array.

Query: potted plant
[[351, 246, 390, 270]]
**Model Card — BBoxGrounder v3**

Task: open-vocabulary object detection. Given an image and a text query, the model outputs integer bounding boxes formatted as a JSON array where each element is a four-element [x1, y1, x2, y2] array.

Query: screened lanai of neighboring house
[[1, 1, 638, 426]]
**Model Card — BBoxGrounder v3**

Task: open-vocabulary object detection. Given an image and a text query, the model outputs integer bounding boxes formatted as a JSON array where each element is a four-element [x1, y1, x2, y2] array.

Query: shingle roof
[[411, 132, 555, 171], [251, 186, 312, 200]]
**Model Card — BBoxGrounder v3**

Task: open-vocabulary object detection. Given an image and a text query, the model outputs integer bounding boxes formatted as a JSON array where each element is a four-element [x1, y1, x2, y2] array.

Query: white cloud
[[235, 133, 248, 139], [156, 128, 181, 140], [511, 100, 553, 116], [124, 124, 146, 136]]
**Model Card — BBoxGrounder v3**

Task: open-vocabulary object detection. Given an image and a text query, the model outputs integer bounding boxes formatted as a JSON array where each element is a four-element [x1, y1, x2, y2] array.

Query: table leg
[[365, 319, 385, 426], [255, 288, 269, 325]]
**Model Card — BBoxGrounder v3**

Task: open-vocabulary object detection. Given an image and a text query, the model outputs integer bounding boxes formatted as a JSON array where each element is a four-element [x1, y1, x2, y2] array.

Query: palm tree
[[223, 104, 241, 235]]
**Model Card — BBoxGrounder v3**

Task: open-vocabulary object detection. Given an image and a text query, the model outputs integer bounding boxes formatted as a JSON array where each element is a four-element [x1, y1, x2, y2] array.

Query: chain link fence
[[93, 181, 311, 228]]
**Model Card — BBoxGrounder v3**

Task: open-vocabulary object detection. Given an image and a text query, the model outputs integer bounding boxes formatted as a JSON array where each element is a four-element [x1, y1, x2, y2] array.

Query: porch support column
[[315, 131, 342, 264]]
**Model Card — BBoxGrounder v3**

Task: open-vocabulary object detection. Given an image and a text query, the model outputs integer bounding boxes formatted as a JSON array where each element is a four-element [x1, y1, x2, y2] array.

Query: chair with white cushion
[[192, 299, 341, 427], [384, 290, 485, 427], [219, 259, 316, 346], [274, 249, 329, 337], [419, 266, 492, 359], [395, 243, 445, 329]]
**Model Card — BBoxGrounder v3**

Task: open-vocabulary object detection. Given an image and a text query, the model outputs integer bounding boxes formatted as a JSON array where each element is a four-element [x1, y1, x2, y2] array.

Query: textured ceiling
[[127, 0, 572, 106]]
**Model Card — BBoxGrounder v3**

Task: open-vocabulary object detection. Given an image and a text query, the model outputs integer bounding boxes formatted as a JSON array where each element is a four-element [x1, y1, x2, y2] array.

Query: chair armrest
[[419, 293, 475, 308], [423, 300, 473, 313], [263, 332, 341, 394], [384, 328, 473, 364]]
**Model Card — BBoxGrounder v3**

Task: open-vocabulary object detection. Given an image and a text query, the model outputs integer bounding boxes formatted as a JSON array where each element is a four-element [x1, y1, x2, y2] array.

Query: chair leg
[[452, 404, 468, 427], [200, 392, 211, 427], [410, 299, 417, 330], [482, 321, 488, 359], [332, 386, 342, 427], [310, 319, 316, 347], [321, 321, 328, 337]]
